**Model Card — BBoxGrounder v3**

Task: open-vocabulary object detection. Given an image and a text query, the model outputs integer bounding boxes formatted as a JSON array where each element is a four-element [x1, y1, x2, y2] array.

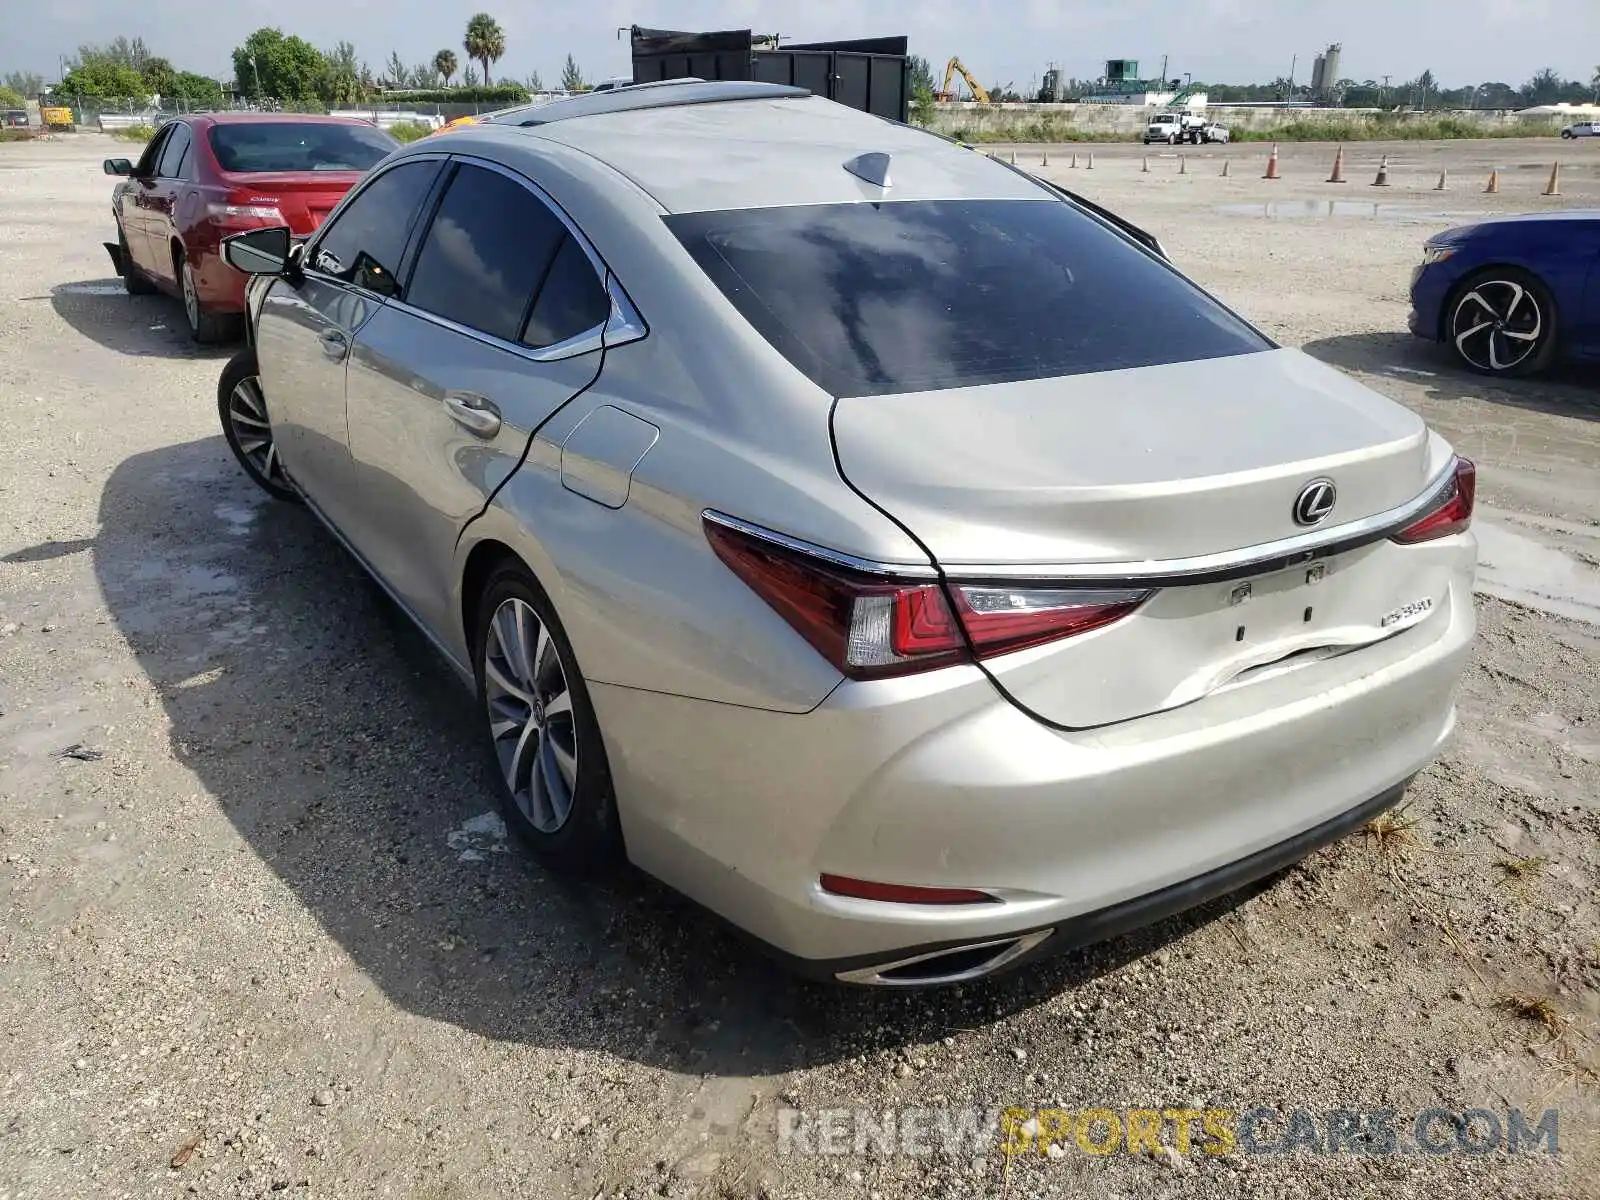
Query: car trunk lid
[[831, 348, 1454, 728], [217, 170, 362, 234]]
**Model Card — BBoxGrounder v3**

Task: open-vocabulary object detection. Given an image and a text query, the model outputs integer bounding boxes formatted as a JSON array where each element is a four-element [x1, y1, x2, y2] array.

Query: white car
[[1560, 121, 1600, 139], [1200, 121, 1230, 144]]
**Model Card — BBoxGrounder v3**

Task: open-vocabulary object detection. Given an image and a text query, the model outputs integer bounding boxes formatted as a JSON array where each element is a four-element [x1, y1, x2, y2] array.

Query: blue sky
[[8, 0, 1596, 90]]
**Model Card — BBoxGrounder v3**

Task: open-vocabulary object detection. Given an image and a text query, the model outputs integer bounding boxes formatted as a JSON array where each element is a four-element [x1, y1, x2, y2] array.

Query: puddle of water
[[1475, 519, 1600, 625], [1217, 201, 1482, 224]]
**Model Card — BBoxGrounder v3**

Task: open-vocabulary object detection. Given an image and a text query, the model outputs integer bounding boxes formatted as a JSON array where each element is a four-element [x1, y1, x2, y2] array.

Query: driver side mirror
[[224, 226, 294, 277], [103, 158, 134, 176]]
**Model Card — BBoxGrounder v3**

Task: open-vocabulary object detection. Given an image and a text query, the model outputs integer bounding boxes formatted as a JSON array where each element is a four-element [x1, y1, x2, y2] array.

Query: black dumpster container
[[629, 27, 910, 123]]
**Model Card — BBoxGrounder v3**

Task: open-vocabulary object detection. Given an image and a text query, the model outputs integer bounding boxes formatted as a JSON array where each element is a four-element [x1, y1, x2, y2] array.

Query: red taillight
[[704, 517, 1150, 680], [1391, 457, 1476, 544], [819, 874, 998, 905]]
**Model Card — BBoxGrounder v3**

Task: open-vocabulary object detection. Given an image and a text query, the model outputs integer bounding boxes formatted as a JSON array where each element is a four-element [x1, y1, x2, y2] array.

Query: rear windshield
[[667, 199, 1269, 397], [208, 122, 397, 173]]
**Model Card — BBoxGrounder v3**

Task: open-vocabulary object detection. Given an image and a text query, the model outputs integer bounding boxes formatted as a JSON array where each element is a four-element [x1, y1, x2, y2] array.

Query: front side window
[[667, 199, 1270, 397], [209, 121, 397, 174], [308, 160, 439, 296], [404, 164, 572, 343], [134, 126, 170, 176]]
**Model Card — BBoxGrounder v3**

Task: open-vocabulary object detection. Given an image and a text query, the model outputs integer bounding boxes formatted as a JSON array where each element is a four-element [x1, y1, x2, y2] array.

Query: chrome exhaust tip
[[835, 929, 1053, 987]]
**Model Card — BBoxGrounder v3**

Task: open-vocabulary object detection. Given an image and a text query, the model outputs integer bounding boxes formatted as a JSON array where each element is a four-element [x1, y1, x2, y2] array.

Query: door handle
[[318, 328, 349, 359], [443, 392, 502, 438]]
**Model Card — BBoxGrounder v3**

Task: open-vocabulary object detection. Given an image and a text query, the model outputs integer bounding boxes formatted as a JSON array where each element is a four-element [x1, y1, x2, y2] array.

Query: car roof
[[456, 85, 1048, 214], [198, 112, 380, 126]]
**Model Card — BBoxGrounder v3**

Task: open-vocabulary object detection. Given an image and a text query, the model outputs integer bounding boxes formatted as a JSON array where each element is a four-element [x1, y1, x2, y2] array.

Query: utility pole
[[1160, 54, 1168, 86], [1290, 54, 1297, 89]]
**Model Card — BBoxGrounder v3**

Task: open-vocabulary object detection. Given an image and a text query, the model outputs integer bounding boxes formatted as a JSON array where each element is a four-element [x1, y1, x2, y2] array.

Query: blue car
[[1409, 211, 1600, 377]]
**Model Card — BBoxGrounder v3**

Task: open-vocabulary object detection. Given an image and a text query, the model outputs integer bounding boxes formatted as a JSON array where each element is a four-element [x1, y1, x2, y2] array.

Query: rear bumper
[[189, 242, 248, 313], [773, 777, 1409, 983], [596, 554, 1476, 976]]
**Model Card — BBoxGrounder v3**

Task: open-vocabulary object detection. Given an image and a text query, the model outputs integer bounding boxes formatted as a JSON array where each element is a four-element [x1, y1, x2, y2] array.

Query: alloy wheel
[[1450, 279, 1544, 373], [182, 262, 201, 333], [483, 597, 580, 834], [226, 376, 287, 488]]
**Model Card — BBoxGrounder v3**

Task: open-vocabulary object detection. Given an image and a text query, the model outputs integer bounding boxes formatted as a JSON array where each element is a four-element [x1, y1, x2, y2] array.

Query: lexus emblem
[[1293, 478, 1338, 527]]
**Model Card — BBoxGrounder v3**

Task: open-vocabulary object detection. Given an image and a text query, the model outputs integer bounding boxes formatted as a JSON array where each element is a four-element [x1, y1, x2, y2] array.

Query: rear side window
[[404, 164, 575, 344], [208, 121, 397, 173], [667, 199, 1270, 397], [309, 160, 439, 295], [521, 236, 610, 349], [157, 123, 191, 177]]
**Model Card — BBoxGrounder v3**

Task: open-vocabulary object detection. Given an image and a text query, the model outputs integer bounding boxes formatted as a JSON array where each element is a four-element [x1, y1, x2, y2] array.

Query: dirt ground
[[1, 134, 1596, 1200]]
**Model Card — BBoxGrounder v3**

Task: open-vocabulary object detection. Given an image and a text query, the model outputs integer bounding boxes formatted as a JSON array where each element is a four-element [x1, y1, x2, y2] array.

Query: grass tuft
[[1495, 993, 1569, 1043], [1363, 803, 1422, 863], [111, 124, 156, 142], [386, 120, 435, 144]]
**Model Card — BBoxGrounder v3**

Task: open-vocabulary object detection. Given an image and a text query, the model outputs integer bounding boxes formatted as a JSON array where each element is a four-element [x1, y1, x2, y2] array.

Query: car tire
[[474, 561, 622, 874], [1561, 130, 1573, 139], [119, 225, 156, 296], [217, 347, 299, 502], [177, 246, 239, 345], [1445, 267, 1559, 378]]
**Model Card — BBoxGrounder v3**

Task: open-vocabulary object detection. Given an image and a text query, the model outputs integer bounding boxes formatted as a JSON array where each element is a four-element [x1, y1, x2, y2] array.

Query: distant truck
[[1559, 121, 1600, 139], [1143, 111, 1207, 144]]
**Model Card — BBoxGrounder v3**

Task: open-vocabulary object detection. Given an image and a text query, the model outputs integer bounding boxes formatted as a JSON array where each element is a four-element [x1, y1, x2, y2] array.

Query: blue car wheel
[[1446, 267, 1558, 378]]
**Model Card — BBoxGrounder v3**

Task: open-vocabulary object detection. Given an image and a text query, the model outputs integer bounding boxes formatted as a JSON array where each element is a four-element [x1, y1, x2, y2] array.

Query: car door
[[253, 157, 444, 533], [142, 121, 193, 287], [341, 158, 614, 642], [120, 123, 171, 273]]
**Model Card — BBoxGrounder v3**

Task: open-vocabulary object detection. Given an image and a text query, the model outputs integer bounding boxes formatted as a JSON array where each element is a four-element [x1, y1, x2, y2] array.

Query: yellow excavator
[[936, 57, 991, 104]]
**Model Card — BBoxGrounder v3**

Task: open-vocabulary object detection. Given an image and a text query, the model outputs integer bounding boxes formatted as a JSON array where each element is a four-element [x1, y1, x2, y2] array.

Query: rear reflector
[[704, 515, 1150, 680], [1391, 457, 1475, 544], [820, 874, 998, 905]]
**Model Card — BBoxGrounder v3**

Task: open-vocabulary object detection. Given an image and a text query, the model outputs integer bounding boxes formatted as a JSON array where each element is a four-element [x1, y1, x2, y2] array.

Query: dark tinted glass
[[667, 199, 1270, 397], [309, 161, 438, 296], [208, 121, 397, 173], [522, 235, 609, 349], [406, 165, 566, 342], [156, 123, 191, 177], [135, 126, 169, 175]]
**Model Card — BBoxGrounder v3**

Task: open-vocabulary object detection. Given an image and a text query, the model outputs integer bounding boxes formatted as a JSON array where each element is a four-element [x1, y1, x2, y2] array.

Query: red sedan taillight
[[704, 517, 1150, 680], [1390, 457, 1476, 544], [207, 189, 283, 226]]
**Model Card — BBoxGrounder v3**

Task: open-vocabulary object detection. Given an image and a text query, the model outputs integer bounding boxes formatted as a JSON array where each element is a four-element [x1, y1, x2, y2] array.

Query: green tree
[[4, 70, 45, 99], [411, 63, 441, 90], [908, 54, 935, 123], [560, 53, 584, 92], [58, 58, 147, 100], [434, 49, 458, 86], [321, 42, 362, 104], [1591, 64, 1600, 102], [0, 85, 24, 108], [1520, 67, 1562, 106], [139, 56, 177, 99], [464, 14, 506, 85], [525, 69, 544, 92], [462, 64, 480, 87], [233, 27, 327, 102], [384, 50, 409, 89], [171, 71, 225, 105]]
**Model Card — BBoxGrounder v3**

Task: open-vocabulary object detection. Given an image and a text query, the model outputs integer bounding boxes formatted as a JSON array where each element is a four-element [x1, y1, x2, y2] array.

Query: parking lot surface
[[1, 134, 1597, 1200]]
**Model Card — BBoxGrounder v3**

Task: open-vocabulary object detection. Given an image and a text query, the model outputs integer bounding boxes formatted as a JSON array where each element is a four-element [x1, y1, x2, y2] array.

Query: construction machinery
[[936, 57, 990, 103]]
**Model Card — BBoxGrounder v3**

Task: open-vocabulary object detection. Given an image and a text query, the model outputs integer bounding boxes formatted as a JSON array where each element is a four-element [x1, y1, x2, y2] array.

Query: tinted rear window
[[208, 122, 397, 173], [667, 199, 1269, 397]]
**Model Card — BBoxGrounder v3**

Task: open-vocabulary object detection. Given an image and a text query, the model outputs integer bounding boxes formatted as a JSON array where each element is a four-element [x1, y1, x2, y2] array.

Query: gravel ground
[[1, 134, 1596, 1200]]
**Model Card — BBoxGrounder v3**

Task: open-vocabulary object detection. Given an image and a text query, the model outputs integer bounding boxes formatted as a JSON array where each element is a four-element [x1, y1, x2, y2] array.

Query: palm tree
[[463, 14, 506, 86], [434, 49, 458, 88]]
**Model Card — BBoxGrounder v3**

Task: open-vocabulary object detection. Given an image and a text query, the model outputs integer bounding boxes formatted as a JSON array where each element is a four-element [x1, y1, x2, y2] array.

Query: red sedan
[[103, 113, 398, 343]]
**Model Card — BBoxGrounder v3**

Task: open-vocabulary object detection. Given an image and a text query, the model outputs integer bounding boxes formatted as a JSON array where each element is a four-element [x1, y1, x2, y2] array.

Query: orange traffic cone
[[1372, 154, 1391, 186], [1086, 153, 1095, 170], [1142, 154, 1150, 173], [1327, 145, 1346, 183], [1070, 152, 1078, 168], [1544, 161, 1561, 196], [1041, 151, 1048, 166], [1263, 143, 1280, 179], [1434, 170, 1448, 191], [1484, 169, 1500, 194], [1179, 155, 1187, 175], [1009, 150, 1017, 165], [1221, 158, 1231, 177]]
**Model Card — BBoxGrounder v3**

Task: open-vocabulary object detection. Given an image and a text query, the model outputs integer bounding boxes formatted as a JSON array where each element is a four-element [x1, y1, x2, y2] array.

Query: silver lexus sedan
[[215, 81, 1478, 986]]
